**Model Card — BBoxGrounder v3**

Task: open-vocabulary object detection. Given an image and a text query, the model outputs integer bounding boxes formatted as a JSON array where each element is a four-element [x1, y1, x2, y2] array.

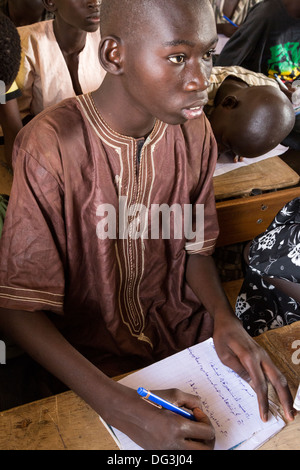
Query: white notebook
[[101, 338, 285, 450]]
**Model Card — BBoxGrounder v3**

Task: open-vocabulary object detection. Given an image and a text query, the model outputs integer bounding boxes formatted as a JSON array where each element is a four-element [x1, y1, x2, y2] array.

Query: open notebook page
[[213, 144, 288, 177], [103, 338, 285, 450]]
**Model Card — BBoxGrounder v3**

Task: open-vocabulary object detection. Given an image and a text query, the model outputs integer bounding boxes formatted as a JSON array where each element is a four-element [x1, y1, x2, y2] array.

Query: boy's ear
[[221, 95, 238, 109], [42, 0, 58, 12], [99, 37, 124, 75]]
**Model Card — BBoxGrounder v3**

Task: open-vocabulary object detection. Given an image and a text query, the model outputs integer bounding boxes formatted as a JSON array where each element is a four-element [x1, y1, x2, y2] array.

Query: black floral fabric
[[236, 197, 300, 336]]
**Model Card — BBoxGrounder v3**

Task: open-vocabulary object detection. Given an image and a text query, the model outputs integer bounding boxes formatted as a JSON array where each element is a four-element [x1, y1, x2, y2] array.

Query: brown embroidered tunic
[[0, 94, 219, 376]]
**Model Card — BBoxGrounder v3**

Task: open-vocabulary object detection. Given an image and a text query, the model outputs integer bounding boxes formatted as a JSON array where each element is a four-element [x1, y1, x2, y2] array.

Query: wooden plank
[[216, 186, 300, 246], [0, 322, 299, 450], [0, 391, 119, 450], [256, 323, 300, 450], [214, 157, 299, 200]]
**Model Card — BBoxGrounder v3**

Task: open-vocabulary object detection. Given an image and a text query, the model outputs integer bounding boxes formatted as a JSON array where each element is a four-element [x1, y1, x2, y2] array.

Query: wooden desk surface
[[214, 156, 300, 246], [0, 322, 299, 450], [213, 156, 299, 201]]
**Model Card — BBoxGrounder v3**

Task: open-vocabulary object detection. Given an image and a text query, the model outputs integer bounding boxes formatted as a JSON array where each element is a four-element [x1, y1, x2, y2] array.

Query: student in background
[[0, 0, 295, 449], [216, 0, 300, 81], [236, 197, 300, 336], [0, 0, 53, 26], [16, 0, 106, 123], [0, 13, 22, 170], [206, 65, 295, 160], [210, 0, 263, 37], [216, 0, 300, 149]]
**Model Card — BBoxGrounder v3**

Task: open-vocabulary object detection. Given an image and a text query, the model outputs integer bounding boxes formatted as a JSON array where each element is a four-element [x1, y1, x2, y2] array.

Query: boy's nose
[[88, 0, 101, 9], [184, 75, 210, 92], [184, 62, 210, 92]]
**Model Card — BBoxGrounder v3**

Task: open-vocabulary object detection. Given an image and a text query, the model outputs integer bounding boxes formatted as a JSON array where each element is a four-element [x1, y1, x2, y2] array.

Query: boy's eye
[[169, 55, 185, 64], [203, 49, 216, 60]]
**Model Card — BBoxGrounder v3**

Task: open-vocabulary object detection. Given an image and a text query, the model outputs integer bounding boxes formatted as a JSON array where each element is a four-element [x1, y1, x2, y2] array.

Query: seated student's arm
[[0, 99, 23, 169], [0, 307, 215, 450], [216, 4, 266, 67], [185, 253, 296, 423], [216, 22, 239, 37]]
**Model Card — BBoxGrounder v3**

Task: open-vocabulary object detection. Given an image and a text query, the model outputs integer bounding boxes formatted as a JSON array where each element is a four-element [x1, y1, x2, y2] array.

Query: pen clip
[[141, 397, 163, 409]]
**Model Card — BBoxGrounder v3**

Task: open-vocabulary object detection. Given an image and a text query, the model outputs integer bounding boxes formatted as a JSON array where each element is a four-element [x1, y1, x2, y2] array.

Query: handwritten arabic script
[[113, 338, 284, 450], [184, 343, 260, 447]]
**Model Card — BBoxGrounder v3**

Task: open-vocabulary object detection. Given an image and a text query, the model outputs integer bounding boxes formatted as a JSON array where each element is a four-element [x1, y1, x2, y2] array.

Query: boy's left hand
[[212, 313, 296, 423]]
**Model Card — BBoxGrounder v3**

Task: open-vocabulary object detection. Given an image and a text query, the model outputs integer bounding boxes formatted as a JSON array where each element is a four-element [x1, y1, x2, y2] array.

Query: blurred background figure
[[0, 0, 53, 27], [210, 0, 263, 37], [0, 12, 22, 169]]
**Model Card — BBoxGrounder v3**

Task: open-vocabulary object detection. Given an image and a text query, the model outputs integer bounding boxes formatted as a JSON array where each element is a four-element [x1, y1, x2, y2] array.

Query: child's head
[[0, 13, 21, 90], [7, 0, 51, 27], [99, 0, 217, 127], [208, 84, 295, 158], [43, 0, 100, 32]]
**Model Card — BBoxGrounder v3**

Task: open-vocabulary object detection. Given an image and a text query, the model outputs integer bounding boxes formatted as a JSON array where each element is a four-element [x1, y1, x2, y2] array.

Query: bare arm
[[0, 307, 215, 449], [185, 254, 296, 423]]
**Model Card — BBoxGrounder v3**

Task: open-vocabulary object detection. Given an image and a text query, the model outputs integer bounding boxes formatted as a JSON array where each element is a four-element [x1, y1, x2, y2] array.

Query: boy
[[206, 65, 295, 159], [16, 0, 105, 122], [0, 0, 295, 450], [216, 0, 300, 150]]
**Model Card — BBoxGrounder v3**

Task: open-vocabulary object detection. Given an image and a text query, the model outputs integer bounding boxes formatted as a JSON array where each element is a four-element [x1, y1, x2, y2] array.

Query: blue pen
[[223, 15, 238, 28], [274, 73, 289, 91], [137, 387, 196, 421]]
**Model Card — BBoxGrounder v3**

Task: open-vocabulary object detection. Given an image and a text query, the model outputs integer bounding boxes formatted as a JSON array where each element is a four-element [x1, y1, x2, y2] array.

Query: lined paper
[[213, 144, 288, 177], [108, 338, 285, 450]]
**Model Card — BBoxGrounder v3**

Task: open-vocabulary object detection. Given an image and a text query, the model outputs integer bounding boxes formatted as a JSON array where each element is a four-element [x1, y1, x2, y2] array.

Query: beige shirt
[[16, 20, 106, 120], [206, 65, 280, 113]]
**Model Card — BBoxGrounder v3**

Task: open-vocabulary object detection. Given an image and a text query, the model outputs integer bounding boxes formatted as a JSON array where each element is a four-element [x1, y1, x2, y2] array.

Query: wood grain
[[214, 157, 299, 200], [0, 318, 299, 450]]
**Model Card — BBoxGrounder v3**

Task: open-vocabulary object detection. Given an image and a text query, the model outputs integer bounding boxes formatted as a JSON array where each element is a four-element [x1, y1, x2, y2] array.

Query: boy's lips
[[181, 104, 205, 120], [86, 13, 101, 23], [181, 99, 208, 120]]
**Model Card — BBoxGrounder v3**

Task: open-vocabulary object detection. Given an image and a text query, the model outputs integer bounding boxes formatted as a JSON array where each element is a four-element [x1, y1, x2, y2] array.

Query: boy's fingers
[[193, 407, 211, 425]]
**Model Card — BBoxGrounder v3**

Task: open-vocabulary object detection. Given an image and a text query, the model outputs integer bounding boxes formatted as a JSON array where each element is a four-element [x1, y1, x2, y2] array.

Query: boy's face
[[120, 1, 217, 126], [50, 0, 100, 32]]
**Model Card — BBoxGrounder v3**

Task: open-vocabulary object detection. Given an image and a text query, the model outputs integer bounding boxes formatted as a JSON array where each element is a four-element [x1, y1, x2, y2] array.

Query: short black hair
[[0, 12, 21, 88], [100, 0, 146, 39]]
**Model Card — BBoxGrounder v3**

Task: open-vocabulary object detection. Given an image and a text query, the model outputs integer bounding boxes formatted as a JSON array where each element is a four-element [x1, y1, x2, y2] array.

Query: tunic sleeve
[[0, 146, 66, 314]]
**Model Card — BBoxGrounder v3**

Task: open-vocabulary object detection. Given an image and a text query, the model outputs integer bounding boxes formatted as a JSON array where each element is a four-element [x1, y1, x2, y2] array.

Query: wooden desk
[[214, 156, 300, 246], [0, 322, 299, 450]]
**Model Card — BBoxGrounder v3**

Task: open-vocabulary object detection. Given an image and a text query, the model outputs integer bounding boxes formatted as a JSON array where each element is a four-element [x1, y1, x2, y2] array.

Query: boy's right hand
[[111, 387, 215, 450]]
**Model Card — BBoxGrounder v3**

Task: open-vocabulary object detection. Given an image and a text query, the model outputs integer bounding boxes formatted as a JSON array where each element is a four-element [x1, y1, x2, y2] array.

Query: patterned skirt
[[236, 197, 300, 337]]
